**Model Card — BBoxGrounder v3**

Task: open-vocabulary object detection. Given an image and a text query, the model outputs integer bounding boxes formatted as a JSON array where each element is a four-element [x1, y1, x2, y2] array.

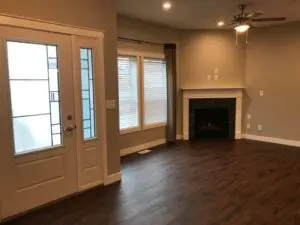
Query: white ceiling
[[117, 0, 300, 29]]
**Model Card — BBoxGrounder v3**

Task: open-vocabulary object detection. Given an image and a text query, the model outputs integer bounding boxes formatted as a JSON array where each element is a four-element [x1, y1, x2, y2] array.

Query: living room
[[1, 0, 300, 224]]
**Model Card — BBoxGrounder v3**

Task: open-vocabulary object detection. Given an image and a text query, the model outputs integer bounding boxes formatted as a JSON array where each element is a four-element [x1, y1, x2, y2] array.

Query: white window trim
[[118, 50, 142, 134], [118, 49, 166, 135], [118, 49, 164, 59], [141, 55, 167, 130], [0, 14, 103, 38]]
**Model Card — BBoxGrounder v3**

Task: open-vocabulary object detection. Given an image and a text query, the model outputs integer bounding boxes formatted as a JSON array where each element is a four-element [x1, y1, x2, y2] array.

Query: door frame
[[0, 14, 108, 220]]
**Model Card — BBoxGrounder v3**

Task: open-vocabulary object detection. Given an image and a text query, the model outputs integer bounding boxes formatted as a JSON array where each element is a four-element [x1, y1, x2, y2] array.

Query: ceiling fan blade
[[247, 11, 264, 18], [251, 17, 286, 22]]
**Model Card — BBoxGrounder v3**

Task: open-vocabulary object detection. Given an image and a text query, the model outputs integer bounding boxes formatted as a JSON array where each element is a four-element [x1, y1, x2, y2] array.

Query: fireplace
[[182, 88, 243, 140], [189, 99, 236, 139]]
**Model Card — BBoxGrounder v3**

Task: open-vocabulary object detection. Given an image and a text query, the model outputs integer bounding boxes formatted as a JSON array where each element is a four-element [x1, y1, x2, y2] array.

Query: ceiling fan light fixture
[[234, 24, 250, 33]]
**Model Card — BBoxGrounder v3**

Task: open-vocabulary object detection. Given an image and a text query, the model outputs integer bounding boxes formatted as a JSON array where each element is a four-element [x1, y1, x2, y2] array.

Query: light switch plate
[[214, 74, 219, 80], [247, 124, 251, 129], [214, 68, 219, 74], [106, 100, 116, 109], [207, 74, 212, 81]]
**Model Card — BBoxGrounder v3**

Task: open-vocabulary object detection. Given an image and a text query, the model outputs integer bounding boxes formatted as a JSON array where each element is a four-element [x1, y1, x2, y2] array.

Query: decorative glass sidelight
[[7, 42, 62, 154], [80, 48, 96, 140]]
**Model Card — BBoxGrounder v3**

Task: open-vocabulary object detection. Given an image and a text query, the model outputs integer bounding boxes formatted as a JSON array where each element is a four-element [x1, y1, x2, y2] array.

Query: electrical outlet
[[214, 74, 219, 80], [247, 114, 252, 120], [258, 124, 263, 131], [260, 90, 264, 97], [207, 74, 212, 81], [247, 124, 251, 129]]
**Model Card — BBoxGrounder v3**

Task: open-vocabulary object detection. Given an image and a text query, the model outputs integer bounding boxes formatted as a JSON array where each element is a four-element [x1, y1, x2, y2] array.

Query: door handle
[[63, 125, 77, 132]]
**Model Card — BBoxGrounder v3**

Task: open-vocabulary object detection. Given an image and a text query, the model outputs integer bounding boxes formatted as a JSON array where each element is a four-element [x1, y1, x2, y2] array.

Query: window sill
[[143, 123, 166, 131], [119, 123, 166, 135], [120, 127, 141, 135]]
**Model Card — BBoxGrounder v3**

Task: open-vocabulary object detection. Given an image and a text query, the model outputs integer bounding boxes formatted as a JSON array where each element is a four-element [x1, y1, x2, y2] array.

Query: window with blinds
[[143, 58, 167, 126], [118, 56, 139, 131]]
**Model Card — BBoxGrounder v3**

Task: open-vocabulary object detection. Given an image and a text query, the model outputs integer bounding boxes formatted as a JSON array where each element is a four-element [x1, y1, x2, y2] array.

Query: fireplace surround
[[182, 87, 244, 140]]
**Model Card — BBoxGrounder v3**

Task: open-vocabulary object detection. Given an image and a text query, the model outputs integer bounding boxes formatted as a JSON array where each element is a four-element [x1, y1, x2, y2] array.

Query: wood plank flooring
[[4, 139, 300, 225]]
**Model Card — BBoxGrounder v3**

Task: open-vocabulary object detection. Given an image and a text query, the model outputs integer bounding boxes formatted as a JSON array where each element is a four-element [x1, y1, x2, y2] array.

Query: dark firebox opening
[[189, 99, 236, 139]]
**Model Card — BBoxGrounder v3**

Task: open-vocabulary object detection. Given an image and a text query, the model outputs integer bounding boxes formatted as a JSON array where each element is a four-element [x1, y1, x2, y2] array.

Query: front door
[[0, 26, 78, 218]]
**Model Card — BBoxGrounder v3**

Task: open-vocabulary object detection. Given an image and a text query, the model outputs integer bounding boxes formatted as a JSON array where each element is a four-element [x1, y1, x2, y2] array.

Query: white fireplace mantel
[[182, 87, 244, 140]]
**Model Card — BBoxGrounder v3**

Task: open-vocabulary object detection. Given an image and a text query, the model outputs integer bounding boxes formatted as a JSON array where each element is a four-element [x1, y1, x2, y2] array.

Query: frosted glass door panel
[[7, 41, 62, 154], [10, 81, 50, 117], [7, 42, 48, 80], [13, 115, 52, 153]]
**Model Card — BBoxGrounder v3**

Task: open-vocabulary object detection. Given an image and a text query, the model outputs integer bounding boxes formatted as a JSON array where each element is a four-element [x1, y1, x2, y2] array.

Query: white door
[[0, 26, 79, 218]]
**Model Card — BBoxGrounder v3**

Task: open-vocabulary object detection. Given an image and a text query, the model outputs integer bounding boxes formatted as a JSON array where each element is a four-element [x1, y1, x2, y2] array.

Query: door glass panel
[[10, 80, 50, 117], [13, 115, 52, 152], [7, 41, 62, 154], [80, 48, 96, 140]]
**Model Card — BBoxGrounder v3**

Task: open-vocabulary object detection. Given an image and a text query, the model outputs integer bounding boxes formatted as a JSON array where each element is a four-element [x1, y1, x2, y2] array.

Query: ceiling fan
[[219, 4, 287, 33]]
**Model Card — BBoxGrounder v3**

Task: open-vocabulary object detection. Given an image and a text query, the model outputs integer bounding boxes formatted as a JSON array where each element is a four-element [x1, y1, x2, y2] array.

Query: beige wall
[[0, 0, 120, 174], [245, 22, 300, 141], [178, 26, 300, 141], [117, 15, 182, 149], [179, 30, 246, 89], [118, 15, 178, 44], [177, 30, 246, 138]]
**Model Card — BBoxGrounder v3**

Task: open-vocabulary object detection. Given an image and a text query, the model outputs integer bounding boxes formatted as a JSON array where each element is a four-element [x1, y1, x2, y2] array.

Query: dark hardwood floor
[[4, 139, 300, 225]]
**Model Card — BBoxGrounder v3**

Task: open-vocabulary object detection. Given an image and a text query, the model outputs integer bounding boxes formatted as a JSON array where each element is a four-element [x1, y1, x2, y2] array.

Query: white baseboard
[[120, 138, 166, 157], [79, 180, 104, 191], [243, 134, 300, 148], [235, 131, 242, 140], [176, 134, 183, 140], [104, 172, 122, 186]]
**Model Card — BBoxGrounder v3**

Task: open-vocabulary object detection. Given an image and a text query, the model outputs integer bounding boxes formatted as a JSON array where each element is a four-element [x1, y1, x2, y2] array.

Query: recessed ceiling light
[[217, 21, 225, 27], [163, 2, 172, 11]]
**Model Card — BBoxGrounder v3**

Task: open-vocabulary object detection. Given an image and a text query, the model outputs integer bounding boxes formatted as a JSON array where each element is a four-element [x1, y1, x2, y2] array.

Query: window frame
[[117, 50, 142, 135], [117, 49, 166, 135], [141, 56, 167, 130]]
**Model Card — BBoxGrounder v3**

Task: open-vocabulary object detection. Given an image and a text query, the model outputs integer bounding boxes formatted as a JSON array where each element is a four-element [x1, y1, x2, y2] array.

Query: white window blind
[[143, 58, 167, 126], [118, 56, 139, 130]]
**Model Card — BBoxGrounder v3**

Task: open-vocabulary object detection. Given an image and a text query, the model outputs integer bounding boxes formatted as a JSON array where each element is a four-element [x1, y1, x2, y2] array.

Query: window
[[7, 41, 62, 154], [117, 51, 167, 134], [80, 48, 96, 140], [143, 58, 167, 126], [118, 55, 139, 131]]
